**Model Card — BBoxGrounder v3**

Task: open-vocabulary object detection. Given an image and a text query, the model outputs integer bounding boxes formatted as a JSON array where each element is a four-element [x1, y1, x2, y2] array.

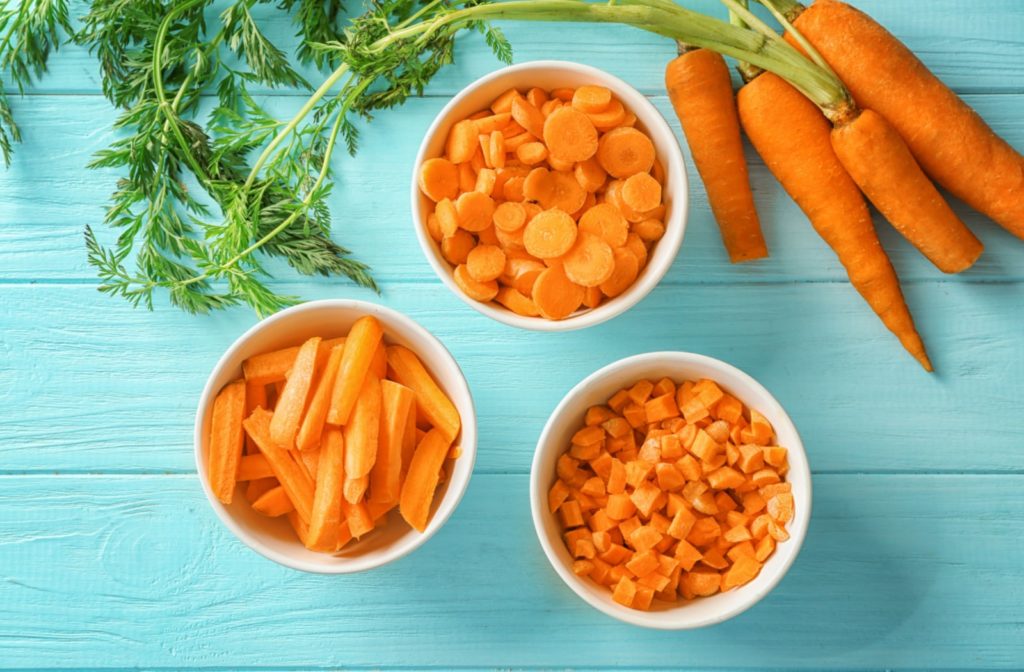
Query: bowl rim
[[529, 351, 812, 628], [193, 298, 477, 574], [410, 59, 689, 332]]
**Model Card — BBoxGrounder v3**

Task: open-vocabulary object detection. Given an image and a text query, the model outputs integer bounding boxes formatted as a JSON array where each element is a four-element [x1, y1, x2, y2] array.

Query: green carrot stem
[[729, 0, 765, 82], [767, 0, 807, 22]]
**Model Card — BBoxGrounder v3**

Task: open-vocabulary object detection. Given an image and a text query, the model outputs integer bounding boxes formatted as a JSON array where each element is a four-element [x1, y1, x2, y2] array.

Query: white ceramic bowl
[[411, 60, 689, 332], [194, 299, 477, 573], [530, 352, 811, 629]]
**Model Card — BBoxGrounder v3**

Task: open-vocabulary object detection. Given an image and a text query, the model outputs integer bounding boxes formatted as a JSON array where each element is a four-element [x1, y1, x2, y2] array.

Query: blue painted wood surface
[[1, 1, 1023, 669]]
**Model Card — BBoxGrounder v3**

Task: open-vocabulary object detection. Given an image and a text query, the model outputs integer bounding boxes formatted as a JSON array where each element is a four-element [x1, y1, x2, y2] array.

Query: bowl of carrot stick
[[194, 299, 476, 573], [530, 352, 810, 628], [412, 60, 688, 331]]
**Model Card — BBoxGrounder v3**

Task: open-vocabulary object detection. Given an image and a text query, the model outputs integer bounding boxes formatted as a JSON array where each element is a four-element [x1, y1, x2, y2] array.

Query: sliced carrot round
[[604, 179, 645, 223], [624, 232, 649, 268], [550, 87, 575, 102], [457, 162, 476, 193], [453, 263, 499, 302], [490, 89, 522, 114], [583, 285, 603, 309], [562, 232, 615, 287], [418, 158, 459, 202], [505, 131, 535, 152], [505, 257, 545, 295], [546, 171, 587, 213], [599, 247, 640, 298], [495, 224, 525, 251], [441, 229, 475, 265], [572, 191, 596, 220], [502, 176, 526, 202], [621, 172, 662, 212], [477, 225, 499, 246], [523, 167, 553, 204], [572, 85, 612, 113], [586, 99, 626, 131], [532, 264, 585, 320], [574, 157, 607, 193], [466, 244, 506, 282], [527, 87, 548, 109], [488, 130, 506, 169], [493, 201, 527, 232], [579, 202, 629, 247], [634, 218, 666, 243], [523, 208, 578, 259], [447, 119, 479, 163], [496, 286, 541, 317], [543, 107, 599, 163], [547, 154, 575, 172], [597, 127, 656, 178], [435, 198, 459, 238], [426, 213, 442, 242], [456, 190, 495, 232], [511, 97, 546, 139], [516, 141, 548, 165], [474, 168, 496, 196]]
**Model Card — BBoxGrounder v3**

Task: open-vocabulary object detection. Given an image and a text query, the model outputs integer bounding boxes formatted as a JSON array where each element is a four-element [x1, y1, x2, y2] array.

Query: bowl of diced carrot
[[412, 60, 688, 330], [194, 299, 476, 573], [530, 352, 810, 628]]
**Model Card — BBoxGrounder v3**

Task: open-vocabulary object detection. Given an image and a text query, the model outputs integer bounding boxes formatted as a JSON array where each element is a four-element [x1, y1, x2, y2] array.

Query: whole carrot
[[738, 72, 932, 370], [781, 0, 1024, 241], [665, 46, 767, 263]]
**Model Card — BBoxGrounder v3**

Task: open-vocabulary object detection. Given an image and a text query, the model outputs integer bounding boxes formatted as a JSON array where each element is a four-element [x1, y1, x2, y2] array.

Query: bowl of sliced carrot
[[530, 352, 810, 628], [194, 299, 476, 573], [412, 61, 688, 330]]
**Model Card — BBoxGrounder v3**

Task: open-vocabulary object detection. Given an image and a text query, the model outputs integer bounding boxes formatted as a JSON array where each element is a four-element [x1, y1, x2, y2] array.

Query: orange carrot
[[596, 127, 654, 178], [455, 190, 495, 232], [269, 336, 321, 449], [244, 381, 267, 455], [295, 342, 345, 452], [241, 337, 343, 386], [831, 109, 983, 274], [493, 201, 527, 232], [307, 425, 345, 551], [236, 453, 274, 481], [665, 48, 767, 263], [516, 142, 548, 165], [600, 247, 640, 299], [511, 96, 546, 139], [587, 99, 626, 131], [369, 380, 415, 505], [207, 380, 246, 504], [399, 428, 453, 532], [532, 264, 585, 320], [572, 85, 612, 114], [620, 172, 661, 213], [244, 407, 315, 524], [789, 0, 1024, 240], [446, 119, 478, 164], [418, 157, 459, 202], [251, 486, 295, 517], [466, 244, 506, 283], [543, 107, 599, 163], [386, 345, 461, 443], [562, 233, 615, 288], [327, 316, 383, 426], [342, 373, 381, 503], [579, 202, 629, 248], [453, 263, 499, 301], [523, 208, 578, 259], [341, 498, 375, 538], [441, 229, 475, 265], [574, 157, 607, 193], [737, 72, 931, 370]]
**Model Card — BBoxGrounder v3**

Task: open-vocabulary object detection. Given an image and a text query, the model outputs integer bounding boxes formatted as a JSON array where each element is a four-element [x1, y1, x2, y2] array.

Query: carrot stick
[[327, 316, 383, 426], [252, 486, 296, 517], [241, 337, 344, 386], [788, 0, 1024, 240], [207, 380, 246, 504], [666, 47, 767, 263], [401, 397, 418, 478], [831, 109, 983, 274], [307, 425, 345, 551], [737, 72, 931, 370], [295, 343, 345, 452], [244, 381, 267, 455], [342, 373, 381, 503], [386, 345, 462, 443], [370, 380, 416, 505], [243, 407, 316, 524], [341, 498, 375, 538], [236, 453, 274, 481], [269, 336, 321, 449], [245, 477, 278, 503], [399, 428, 453, 532]]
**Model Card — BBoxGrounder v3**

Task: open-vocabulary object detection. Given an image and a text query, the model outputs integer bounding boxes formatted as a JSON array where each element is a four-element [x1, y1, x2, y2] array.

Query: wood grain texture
[[0, 474, 1022, 669], [1, 281, 1022, 475], [2, 94, 1023, 284]]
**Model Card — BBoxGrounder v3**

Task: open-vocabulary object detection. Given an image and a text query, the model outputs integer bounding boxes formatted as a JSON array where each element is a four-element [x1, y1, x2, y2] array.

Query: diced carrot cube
[[581, 476, 606, 497], [630, 480, 662, 518], [619, 515, 642, 541], [661, 417, 686, 433], [714, 394, 743, 424], [715, 491, 739, 515], [570, 442, 601, 461], [638, 437, 661, 463], [548, 479, 571, 513], [738, 444, 765, 473], [653, 377, 676, 398], [683, 569, 720, 597], [599, 543, 631, 566], [601, 416, 632, 438], [644, 393, 680, 423], [768, 519, 790, 541], [609, 564, 634, 584], [690, 429, 720, 461], [623, 403, 646, 428], [556, 454, 579, 481], [612, 576, 637, 607], [590, 557, 613, 585], [572, 424, 606, 446], [721, 554, 761, 591], [606, 493, 636, 520], [629, 525, 664, 553], [654, 462, 685, 492], [607, 458, 627, 494], [750, 468, 781, 487], [758, 482, 792, 499], [705, 420, 730, 444], [660, 434, 683, 460], [750, 514, 772, 540], [727, 540, 756, 562], [694, 379, 725, 408], [742, 491, 766, 514], [725, 441, 739, 466], [707, 466, 745, 490], [588, 509, 617, 533], [755, 535, 775, 562], [668, 507, 697, 540], [658, 554, 680, 576], [628, 379, 655, 405], [681, 479, 707, 503], [608, 389, 631, 413], [649, 511, 671, 535], [699, 548, 728, 570], [676, 454, 702, 481], [680, 396, 709, 424], [573, 559, 595, 577], [589, 451, 613, 480], [625, 460, 655, 488], [585, 405, 616, 426], [764, 445, 789, 468], [748, 409, 774, 445], [666, 492, 686, 517], [607, 431, 637, 455], [674, 539, 703, 571], [571, 488, 599, 512], [565, 527, 590, 547], [573, 538, 596, 559], [633, 586, 656, 611], [767, 492, 794, 523], [692, 492, 719, 516], [559, 500, 584, 528], [625, 549, 660, 577], [685, 517, 721, 547], [723, 524, 752, 544], [724, 510, 749, 528], [638, 572, 670, 593], [592, 530, 612, 553]]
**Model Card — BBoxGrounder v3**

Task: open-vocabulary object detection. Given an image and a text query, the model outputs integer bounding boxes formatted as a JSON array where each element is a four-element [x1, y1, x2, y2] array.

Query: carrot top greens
[[0, 0, 846, 315]]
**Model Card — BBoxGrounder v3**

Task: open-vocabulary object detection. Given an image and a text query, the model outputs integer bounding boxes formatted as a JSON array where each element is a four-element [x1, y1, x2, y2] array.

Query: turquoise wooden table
[[2, 1, 1023, 669]]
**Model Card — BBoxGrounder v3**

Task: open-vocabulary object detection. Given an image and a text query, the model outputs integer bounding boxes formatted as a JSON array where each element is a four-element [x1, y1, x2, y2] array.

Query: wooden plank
[[2, 94, 1023, 284], [14, 1, 1024, 96], [1, 281, 1021, 474], [0, 474, 1021, 669]]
